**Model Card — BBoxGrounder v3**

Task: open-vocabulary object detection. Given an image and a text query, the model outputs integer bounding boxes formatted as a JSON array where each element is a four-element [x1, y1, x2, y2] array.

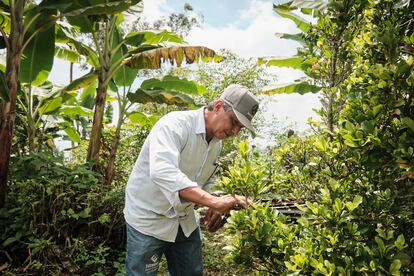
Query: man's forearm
[[179, 187, 235, 213]]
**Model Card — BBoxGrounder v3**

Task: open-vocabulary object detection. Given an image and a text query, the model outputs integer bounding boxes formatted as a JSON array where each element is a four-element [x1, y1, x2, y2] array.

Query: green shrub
[[1, 153, 126, 274]]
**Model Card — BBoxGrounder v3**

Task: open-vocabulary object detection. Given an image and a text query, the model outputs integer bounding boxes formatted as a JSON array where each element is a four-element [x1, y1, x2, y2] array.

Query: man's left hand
[[203, 208, 223, 232]]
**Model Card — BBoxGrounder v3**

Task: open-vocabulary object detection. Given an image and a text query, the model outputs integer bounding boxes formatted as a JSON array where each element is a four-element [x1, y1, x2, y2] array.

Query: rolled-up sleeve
[[149, 120, 198, 212]]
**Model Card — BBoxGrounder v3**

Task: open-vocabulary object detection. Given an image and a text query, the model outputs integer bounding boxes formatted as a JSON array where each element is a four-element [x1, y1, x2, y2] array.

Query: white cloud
[[141, 0, 172, 21], [186, 0, 301, 58]]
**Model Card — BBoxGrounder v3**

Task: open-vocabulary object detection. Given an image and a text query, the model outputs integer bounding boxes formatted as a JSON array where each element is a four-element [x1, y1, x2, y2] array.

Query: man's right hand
[[179, 187, 251, 214], [214, 194, 251, 214]]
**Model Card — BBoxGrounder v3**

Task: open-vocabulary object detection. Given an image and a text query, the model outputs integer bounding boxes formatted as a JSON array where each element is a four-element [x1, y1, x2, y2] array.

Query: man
[[124, 84, 260, 275]]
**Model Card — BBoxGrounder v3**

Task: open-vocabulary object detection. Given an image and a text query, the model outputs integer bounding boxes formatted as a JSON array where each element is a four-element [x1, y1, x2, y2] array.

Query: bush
[[1, 153, 126, 274], [223, 141, 413, 275]]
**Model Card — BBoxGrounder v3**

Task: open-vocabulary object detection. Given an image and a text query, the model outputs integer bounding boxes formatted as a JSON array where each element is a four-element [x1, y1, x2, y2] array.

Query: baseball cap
[[220, 84, 259, 135]]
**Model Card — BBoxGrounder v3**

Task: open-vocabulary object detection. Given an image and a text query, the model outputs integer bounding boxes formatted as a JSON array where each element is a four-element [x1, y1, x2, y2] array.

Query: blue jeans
[[125, 223, 203, 276]]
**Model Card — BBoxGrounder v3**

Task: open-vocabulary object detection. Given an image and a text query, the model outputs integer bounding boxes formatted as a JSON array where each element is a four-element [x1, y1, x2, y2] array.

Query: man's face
[[212, 102, 244, 140]]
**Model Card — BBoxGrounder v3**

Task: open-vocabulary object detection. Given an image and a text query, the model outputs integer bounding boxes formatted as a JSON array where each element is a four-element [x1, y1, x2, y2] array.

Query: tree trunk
[[0, 2, 25, 208], [104, 116, 123, 185], [87, 74, 108, 163]]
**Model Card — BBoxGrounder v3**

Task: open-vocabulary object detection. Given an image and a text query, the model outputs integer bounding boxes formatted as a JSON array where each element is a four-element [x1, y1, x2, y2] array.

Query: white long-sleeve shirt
[[124, 107, 221, 242]]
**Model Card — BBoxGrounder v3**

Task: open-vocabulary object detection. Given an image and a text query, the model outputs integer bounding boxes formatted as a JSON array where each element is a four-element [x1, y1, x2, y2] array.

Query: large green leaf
[[127, 44, 161, 55], [80, 81, 97, 108], [261, 81, 321, 95], [41, 0, 141, 16], [62, 71, 98, 92], [55, 44, 81, 63], [38, 96, 63, 114], [111, 26, 138, 87], [0, 70, 9, 101], [64, 126, 81, 143], [124, 30, 184, 47], [127, 112, 158, 127], [141, 76, 206, 95], [60, 105, 93, 117], [127, 89, 194, 106], [69, 39, 99, 66], [290, 0, 327, 11], [55, 21, 78, 43], [275, 32, 304, 44], [274, 9, 311, 32], [111, 26, 126, 62], [19, 10, 56, 86], [124, 46, 217, 69], [45, 1, 137, 33], [113, 65, 138, 88], [273, 2, 297, 12], [259, 56, 306, 70], [58, 121, 81, 143], [0, 9, 11, 34]]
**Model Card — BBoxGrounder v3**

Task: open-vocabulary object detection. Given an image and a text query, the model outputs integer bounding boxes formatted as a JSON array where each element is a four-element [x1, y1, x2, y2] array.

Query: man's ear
[[214, 99, 224, 112]]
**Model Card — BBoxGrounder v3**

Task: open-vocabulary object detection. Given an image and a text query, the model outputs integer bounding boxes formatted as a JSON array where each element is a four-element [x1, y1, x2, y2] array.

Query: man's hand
[[214, 195, 251, 213], [179, 187, 251, 214], [203, 208, 223, 232]]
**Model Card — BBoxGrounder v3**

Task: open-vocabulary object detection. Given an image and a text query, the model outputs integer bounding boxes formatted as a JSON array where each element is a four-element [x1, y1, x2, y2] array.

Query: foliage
[[68, 122, 150, 183], [217, 141, 270, 202], [222, 0, 414, 275], [223, 138, 413, 275], [0, 153, 126, 274]]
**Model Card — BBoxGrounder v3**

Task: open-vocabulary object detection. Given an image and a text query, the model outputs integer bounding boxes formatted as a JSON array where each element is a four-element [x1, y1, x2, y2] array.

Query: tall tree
[[59, 10, 218, 166], [0, 0, 141, 207], [0, 0, 26, 208]]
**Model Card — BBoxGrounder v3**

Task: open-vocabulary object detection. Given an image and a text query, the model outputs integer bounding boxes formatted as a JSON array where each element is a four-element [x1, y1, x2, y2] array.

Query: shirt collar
[[196, 107, 220, 145], [195, 107, 206, 135]]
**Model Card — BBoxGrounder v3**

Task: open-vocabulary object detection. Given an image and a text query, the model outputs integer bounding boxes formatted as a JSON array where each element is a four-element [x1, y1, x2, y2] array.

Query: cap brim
[[233, 109, 257, 136]]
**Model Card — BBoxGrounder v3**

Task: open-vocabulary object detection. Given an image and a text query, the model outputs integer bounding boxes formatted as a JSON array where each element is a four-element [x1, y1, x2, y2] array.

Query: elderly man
[[124, 84, 259, 275]]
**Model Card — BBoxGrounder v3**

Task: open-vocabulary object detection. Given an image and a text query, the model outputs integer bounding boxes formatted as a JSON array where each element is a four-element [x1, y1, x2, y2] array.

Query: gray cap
[[220, 84, 259, 135]]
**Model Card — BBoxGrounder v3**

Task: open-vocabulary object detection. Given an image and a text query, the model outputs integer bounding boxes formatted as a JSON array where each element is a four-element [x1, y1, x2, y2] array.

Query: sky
[[49, 0, 321, 147], [138, 0, 321, 143]]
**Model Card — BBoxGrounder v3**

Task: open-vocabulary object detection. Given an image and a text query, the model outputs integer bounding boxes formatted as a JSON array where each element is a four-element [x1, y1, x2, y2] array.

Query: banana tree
[[0, 0, 26, 208], [60, 12, 218, 166], [0, 0, 58, 208], [104, 73, 207, 185], [60, 22, 218, 183], [0, 0, 140, 207]]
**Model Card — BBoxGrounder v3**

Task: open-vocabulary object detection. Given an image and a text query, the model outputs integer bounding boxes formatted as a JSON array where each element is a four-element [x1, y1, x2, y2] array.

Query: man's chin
[[221, 133, 232, 140]]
